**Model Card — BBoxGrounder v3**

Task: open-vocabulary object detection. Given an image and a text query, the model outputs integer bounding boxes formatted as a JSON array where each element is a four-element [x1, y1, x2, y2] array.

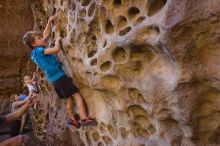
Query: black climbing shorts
[[52, 74, 79, 99]]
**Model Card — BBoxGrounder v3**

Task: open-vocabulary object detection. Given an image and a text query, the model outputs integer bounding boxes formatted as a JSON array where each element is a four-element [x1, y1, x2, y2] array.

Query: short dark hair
[[22, 31, 36, 49], [23, 31, 42, 49]]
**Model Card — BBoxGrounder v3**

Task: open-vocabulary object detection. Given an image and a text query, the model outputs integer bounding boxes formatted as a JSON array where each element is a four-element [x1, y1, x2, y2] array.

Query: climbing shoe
[[80, 117, 97, 126]]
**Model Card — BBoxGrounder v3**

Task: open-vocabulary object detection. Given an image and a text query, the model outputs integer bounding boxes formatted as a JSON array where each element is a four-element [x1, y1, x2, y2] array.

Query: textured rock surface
[[0, 0, 35, 114], [26, 0, 220, 145]]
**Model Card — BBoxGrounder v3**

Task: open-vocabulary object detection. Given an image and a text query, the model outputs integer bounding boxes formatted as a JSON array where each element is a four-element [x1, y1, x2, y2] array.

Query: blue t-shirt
[[0, 116, 6, 125], [19, 95, 27, 101], [31, 47, 65, 81]]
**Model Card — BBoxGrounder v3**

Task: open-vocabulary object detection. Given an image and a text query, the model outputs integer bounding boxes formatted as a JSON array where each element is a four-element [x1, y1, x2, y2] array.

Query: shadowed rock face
[[0, 0, 34, 114], [26, 0, 220, 145]]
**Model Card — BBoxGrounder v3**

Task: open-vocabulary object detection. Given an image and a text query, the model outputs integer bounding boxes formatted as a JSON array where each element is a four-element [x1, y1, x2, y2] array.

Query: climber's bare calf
[[22, 16, 97, 128]]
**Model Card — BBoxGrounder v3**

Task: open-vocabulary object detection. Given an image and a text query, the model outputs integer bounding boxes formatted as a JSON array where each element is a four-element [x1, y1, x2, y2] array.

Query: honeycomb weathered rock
[[27, 0, 220, 145]]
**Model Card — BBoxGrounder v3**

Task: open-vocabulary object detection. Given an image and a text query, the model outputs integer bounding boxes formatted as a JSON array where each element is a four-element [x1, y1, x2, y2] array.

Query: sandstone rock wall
[[29, 0, 220, 145]]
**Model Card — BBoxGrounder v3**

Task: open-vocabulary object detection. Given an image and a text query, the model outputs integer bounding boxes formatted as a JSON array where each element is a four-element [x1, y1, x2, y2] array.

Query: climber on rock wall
[[22, 16, 97, 129]]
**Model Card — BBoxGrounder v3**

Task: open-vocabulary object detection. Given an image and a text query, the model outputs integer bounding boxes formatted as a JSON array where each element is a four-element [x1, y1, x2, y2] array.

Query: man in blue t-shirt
[[22, 16, 97, 128]]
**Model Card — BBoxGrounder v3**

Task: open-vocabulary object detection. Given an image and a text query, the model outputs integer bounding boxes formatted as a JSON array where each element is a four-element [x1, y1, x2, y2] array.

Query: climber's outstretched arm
[[1, 96, 36, 125], [43, 16, 54, 42]]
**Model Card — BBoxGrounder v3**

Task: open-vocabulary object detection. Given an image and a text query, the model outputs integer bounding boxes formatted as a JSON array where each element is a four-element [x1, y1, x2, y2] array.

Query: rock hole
[[117, 15, 127, 29], [135, 115, 151, 128], [80, 18, 89, 32], [78, 59, 83, 68], [137, 94, 146, 103], [107, 125, 117, 138], [129, 88, 145, 102], [52, 7, 56, 15], [113, 0, 121, 8], [157, 109, 170, 120], [38, 109, 43, 115], [127, 105, 149, 118], [128, 7, 140, 19], [79, 9, 87, 17], [119, 127, 128, 139], [37, 118, 44, 124], [80, 0, 91, 6], [92, 132, 100, 141], [72, 2, 76, 11], [99, 122, 106, 133], [134, 16, 145, 25], [124, 61, 144, 78], [85, 72, 92, 79], [136, 128, 150, 138], [60, 26, 67, 38], [148, 125, 156, 134], [146, 0, 167, 16], [129, 44, 155, 62], [100, 75, 120, 89], [105, 19, 114, 34], [100, 61, 112, 72], [154, 25, 160, 33], [89, 19, 101, 33], [103, 135, 113, 145], [60, 0, 63, 5], [88, 50, 97, 58], [93, 72, 98, 77], [88, 2, 96, 17], [129, 88, 139, 100], [160, 119, 178, 129], [91, 35, 97, 41], [119, 26, 131, 36], [91, 58, 97, 66], [67, 1, 76, 11], [34, 115, 39, 120], [98, 142, 104, 146], [112, 47, 126, 63], [99, 5, 108, 17]]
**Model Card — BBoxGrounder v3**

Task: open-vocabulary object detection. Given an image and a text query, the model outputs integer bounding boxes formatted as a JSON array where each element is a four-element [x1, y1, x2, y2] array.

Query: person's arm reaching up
[[42, 16, 54, 42]]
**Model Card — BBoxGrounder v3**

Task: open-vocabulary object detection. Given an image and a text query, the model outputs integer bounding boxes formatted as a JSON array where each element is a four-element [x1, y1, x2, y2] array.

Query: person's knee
[[73, 92, 80, 96], [73, 92, 82, 100], [66, 104, 72, 111]]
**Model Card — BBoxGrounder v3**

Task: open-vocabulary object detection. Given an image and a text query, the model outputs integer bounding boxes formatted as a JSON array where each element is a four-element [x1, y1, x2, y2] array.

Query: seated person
[[0, 95, 37, 146]]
